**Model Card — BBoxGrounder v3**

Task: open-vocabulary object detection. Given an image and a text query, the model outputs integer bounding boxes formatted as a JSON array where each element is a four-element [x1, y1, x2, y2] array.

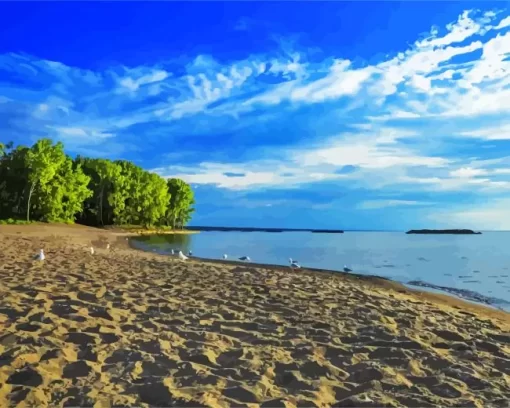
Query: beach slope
[[0, 224, 509, 407]]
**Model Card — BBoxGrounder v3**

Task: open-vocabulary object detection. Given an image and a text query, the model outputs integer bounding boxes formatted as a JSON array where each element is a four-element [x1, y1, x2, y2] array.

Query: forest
[[0, 139, 195, 228]]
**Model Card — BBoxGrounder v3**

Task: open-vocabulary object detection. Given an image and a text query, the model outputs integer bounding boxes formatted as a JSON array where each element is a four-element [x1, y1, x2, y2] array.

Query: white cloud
[[358, 200, 435, 210], [415, 10, 482, 49], [449, 167, 488, 178], [154, 161, 346, 190], [460, 123, 510, 140], [495, 15, 510, 29], [118, 69, 169, 92], [428, 198, 510, 230]]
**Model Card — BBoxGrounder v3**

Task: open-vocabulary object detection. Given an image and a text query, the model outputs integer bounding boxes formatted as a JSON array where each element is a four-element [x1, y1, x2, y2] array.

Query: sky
[[1, 2, 510, 230]]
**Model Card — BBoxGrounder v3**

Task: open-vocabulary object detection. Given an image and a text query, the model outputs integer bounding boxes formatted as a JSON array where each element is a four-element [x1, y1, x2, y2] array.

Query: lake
[[131, 231, 510, 311]]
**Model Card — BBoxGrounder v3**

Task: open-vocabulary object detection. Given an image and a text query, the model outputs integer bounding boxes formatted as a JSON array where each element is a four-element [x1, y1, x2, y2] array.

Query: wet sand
[[0, 224, 509, 407]]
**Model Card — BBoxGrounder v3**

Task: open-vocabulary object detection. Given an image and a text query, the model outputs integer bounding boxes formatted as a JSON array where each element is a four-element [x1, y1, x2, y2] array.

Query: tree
[[0, 144, 29, 218], [165, 178, 195, 229], [37, 157, 92, 223], [24, 139, 67, 221], [78, 158, 121, 226], [0, 138, 196, 228]]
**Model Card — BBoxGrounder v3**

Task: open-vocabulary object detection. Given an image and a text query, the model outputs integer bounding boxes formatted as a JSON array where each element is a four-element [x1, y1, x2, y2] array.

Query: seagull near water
[[289, 258, 301, 268], [343, 265, 352, 272], [34, 249, 45, 261], [178, 251, 188, 261], [239, 256, 251, 262], [188, 250, 192, 257], [223, 254, 228, 260]]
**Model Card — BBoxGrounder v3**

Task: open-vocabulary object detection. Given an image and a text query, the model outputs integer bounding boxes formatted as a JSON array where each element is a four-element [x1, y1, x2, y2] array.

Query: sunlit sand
[[0, 224, 509, 407]]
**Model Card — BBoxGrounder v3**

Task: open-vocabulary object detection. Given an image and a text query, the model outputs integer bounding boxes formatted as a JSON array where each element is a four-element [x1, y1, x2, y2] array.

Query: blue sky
[[1, 2, 510, 230]]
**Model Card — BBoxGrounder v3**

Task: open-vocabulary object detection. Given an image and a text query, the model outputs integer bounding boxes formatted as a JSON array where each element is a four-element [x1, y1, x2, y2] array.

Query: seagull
[[343, 265, 352, 272], [188, 250, 192, 257], [289, 258, 301, 268], [34, 249, 45, 261], [90, 247, 95, 255], [239, 256, 251, 262], [171, 249, 175, 255], [223, 254, 228, 259], [178, 251, 188, 261], [106, 243, 110, 250], [289, 258, 299, 264]]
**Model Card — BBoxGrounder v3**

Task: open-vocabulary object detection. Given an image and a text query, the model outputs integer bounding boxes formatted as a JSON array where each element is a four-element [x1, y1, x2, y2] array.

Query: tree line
[[0, 139, 195, 228]]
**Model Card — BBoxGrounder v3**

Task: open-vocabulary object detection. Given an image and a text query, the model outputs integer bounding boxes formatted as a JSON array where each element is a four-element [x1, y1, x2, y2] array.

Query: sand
[[0, 224, 509, 408]]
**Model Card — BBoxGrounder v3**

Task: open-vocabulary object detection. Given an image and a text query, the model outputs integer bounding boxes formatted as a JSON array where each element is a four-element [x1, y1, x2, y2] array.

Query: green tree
[[165, 178, 195, 229], [37, 157, 92, 222], [77, 158, 121, 226], [24, 139, 67, 221], [0, 143, 29, 219], [0, 138, 196, 228]]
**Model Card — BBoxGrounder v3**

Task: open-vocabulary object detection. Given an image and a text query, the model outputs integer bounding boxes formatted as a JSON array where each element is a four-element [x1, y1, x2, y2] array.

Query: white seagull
[[171, 249, 175, 255], [90, 246, 95, 255], [178, 251, 188, 261], [188, 250, 192, 257], [106, 243, 110, 250], [223, 254, 228, 259], [34, 249, 45, 261], [289, 258, 301, 268], [239, 256, 251, 262], [343, 265, 352, 272]]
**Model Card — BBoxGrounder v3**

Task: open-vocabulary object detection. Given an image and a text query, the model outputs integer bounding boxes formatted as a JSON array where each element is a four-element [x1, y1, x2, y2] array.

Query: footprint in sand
[[489, 275, 499, 278], [500, 275, 509, 278], [417, 257, 429, 262], [496, 281, 505, 284], [458, 275, 472, 279], [472, 270, 480, 274], [444, 273, 452, 276], [460, 256, 468, 260]]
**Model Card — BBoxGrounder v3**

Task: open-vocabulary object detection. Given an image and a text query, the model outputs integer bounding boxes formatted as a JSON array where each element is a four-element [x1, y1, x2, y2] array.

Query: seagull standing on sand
[[34, 249, 45, 261], [239, 256, 251, 262], [178, 251, 188, 261], [343, 265, 352, 272], [106, 243, 110, 250], [289, 258, 301, 268], [90, 246, 95, 255], [171, 249, 175, 255]]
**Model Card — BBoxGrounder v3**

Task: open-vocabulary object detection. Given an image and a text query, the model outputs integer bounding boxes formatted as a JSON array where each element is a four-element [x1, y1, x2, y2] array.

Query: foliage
[[0, 138, 195, 228], [165, 178, 195, 229]]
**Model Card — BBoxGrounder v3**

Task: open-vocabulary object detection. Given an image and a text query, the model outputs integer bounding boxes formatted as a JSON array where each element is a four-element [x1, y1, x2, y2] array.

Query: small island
[[406, 229, 482, 235]]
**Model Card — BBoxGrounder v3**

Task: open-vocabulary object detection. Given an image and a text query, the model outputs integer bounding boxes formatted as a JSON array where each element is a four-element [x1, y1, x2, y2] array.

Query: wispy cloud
[[357, 200, 436, 210]]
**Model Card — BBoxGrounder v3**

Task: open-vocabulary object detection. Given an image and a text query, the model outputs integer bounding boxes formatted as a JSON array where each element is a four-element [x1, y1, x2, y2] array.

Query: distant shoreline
[[186, 226, 344, 233]]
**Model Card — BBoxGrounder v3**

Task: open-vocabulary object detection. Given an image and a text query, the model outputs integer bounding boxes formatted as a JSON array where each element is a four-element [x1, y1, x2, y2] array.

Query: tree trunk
[[26, 182, 36, 222]]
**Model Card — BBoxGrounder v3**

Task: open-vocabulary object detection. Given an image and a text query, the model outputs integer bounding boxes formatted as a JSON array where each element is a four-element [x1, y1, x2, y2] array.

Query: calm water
[[132, 231, 510, 311]]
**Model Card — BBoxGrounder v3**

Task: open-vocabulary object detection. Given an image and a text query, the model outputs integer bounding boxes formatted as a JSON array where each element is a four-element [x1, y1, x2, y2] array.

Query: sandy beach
[[0, 224, 509, 408]]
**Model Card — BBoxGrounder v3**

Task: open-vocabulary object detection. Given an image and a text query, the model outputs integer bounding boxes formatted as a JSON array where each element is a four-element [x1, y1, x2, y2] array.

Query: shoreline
[[128, 240, 510, 322], [130, 239, 510, 316], [1, 223, 510, 407]]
